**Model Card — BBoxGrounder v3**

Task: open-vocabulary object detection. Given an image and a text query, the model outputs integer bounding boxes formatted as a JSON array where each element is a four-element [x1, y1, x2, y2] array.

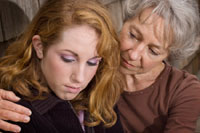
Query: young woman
[[0, 0, 123, 132]]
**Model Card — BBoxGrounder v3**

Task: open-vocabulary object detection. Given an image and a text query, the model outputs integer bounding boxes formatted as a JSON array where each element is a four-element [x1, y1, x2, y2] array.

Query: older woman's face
[[34, 25, 101, 100], [120, 8, 169, 75]]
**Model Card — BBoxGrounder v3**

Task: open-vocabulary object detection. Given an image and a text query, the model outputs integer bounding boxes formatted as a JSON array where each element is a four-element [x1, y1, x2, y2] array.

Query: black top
[[2, 93, 124, 133]]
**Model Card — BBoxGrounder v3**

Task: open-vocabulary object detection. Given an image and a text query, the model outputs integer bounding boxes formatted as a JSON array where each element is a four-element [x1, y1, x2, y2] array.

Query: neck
[[124, 63, 165, 92]]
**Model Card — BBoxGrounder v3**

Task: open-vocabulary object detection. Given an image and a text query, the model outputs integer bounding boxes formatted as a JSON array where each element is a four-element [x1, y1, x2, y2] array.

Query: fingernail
[[14, 126, 21, 132], [15, 97, 20, 101], [27, 110, 32, 115], [25, 110, 32, 115], [24, 116, 30, 122]]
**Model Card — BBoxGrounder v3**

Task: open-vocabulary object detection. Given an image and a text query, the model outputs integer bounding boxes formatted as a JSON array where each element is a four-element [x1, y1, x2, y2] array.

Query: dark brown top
[[117, 63, 200, 133]]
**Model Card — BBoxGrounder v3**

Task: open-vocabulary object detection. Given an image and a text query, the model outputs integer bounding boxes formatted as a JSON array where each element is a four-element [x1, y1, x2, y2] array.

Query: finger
[[0, 109, 30, 123], [0, 100, 31, 116], [0, 89, 20, 102], [0, 119, 21, 132]]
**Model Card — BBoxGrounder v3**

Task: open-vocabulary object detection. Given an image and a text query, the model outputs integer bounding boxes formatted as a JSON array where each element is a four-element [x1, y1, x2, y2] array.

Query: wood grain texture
[[0, 0, 30, 41], [0, 18, 3, 42], [38, 0, 47, 7], [9, 0, 40, 20]]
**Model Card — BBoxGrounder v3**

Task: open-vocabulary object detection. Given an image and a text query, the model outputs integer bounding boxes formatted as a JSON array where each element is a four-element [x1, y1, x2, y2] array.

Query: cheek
[[120, 39, 130, 52], [120, 25, 130, 49], [119, 33, 127, 49], [45, 58, 62, 73], [85, 67, 98, 83], [41, 55, 66, 84], [120, 35, 133, 52], [142, 57, 161, 70]]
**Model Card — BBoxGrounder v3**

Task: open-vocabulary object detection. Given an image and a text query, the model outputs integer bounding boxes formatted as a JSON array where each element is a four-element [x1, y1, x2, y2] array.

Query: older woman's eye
[[149, 48, 159, 56], [61, 55, 75, 63], [87, 58, 102, 66], [129, 32, 136, 39]]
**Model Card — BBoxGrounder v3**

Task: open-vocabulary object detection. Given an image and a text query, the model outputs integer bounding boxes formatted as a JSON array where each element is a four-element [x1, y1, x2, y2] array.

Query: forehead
[[133, 8, 172, 49], [55, 25, 99, 56]]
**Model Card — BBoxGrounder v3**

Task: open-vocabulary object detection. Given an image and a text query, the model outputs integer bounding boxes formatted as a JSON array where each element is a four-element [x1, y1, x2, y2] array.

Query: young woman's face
[[120, 8, 169, 75], [34, 25, 101, 100]]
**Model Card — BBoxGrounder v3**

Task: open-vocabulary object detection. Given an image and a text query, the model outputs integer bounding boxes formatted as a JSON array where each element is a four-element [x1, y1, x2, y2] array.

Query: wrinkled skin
[[0, 89, 31, 132]]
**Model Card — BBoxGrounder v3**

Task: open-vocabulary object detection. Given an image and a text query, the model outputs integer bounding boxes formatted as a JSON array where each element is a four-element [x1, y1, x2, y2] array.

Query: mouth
[[64, 85, 81, 93], [66, 85, 80, 89], [121, 57, 136, 67]]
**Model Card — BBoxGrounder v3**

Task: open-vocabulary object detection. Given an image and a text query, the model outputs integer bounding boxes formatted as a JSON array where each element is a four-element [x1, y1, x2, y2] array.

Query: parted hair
[[0, 0, 123, 127], [124, 0, 200, 60]]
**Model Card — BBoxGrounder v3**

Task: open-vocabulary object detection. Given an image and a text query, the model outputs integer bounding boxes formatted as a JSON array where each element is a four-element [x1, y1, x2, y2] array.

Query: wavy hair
[[124, 0, 200, 60], [0, 0, 123, 127]]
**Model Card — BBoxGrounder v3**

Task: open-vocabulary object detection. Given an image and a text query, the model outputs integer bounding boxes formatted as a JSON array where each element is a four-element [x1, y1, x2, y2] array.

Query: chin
[[64, 95, 77, 101], [56, 95, 73, 101], [120, 66, 133, 74]]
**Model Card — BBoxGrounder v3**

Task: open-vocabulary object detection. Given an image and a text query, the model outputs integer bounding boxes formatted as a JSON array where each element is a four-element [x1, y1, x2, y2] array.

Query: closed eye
[[149, 48, 159, 56], [87, 58, 102, 66], [129, 32, 136, 39], [61, 55, 76, 63]]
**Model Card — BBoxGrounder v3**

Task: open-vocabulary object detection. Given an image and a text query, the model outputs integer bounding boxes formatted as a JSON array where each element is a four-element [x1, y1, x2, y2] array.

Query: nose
[[128, 43, 145, 61], [71, 65, 85, 83]]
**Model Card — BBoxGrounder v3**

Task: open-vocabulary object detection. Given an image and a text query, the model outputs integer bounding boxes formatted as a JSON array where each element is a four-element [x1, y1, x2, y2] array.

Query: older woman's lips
[[122, 58, 135, 67]]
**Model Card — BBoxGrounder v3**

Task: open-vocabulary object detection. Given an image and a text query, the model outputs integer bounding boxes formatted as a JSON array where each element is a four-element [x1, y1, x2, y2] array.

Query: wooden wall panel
[[0, 19, 3, 42], [100, 0, 117, 5], [9, 0, 40, 20], [0, 0, 30, 42], [106, 0, 123, 32], [38, 0, 47, 7]]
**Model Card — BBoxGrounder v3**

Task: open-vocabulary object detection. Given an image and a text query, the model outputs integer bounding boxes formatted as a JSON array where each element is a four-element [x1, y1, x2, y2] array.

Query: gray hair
[[124, 0, 200, 60]]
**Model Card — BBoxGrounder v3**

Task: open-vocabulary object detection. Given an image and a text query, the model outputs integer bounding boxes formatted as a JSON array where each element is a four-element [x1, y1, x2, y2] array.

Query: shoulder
[[155, 63, 200, 102], [160, 63, 200, 89], [161, 64, 200, 105], [4, 99, 38, 133], [15, 97, 62, 133], [17, 98, 33, 109]]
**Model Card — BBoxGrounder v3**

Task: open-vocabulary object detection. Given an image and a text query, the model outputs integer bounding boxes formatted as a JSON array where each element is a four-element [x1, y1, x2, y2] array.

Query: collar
[[31, 93, 69, 115]]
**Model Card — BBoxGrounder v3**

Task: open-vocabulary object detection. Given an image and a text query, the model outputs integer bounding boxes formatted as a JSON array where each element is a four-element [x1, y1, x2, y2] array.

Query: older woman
[[117, 0, 200, 132], [0, 0, 200, 132]]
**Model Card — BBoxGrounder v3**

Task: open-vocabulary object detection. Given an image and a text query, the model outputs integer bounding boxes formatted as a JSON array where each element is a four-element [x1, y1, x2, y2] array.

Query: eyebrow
[[89, 56, 102, 60], [63, 49, 78, 57], [62, 49, 101, 59]]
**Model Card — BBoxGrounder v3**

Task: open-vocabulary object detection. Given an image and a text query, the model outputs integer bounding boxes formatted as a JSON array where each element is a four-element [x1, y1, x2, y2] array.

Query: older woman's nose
[[128, 44, 144, 61]]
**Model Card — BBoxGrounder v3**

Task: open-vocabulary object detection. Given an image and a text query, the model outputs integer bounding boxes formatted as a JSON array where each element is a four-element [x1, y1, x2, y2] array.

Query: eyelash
[[129, 32, 136, 39], [149, 48, 159, 56], [61, 56, 101, 66], [61, 56, 75, 62], [87, 59, 101, 66], [87, 61, 98, 66]]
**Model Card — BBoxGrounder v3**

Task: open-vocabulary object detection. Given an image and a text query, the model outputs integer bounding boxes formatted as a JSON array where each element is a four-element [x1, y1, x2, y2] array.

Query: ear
[[32, 35, 43, 59]]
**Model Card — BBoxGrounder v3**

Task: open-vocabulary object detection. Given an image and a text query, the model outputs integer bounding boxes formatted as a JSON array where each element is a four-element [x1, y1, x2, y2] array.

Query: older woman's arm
[[164, 76, 200, 133], [0, 89, 31, 132]]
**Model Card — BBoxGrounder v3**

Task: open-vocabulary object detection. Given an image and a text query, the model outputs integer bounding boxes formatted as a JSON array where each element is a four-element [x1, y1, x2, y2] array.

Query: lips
[[121, 57, 136, 67], [64, 85, 81, 93], [67, 85, 80, 89]]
